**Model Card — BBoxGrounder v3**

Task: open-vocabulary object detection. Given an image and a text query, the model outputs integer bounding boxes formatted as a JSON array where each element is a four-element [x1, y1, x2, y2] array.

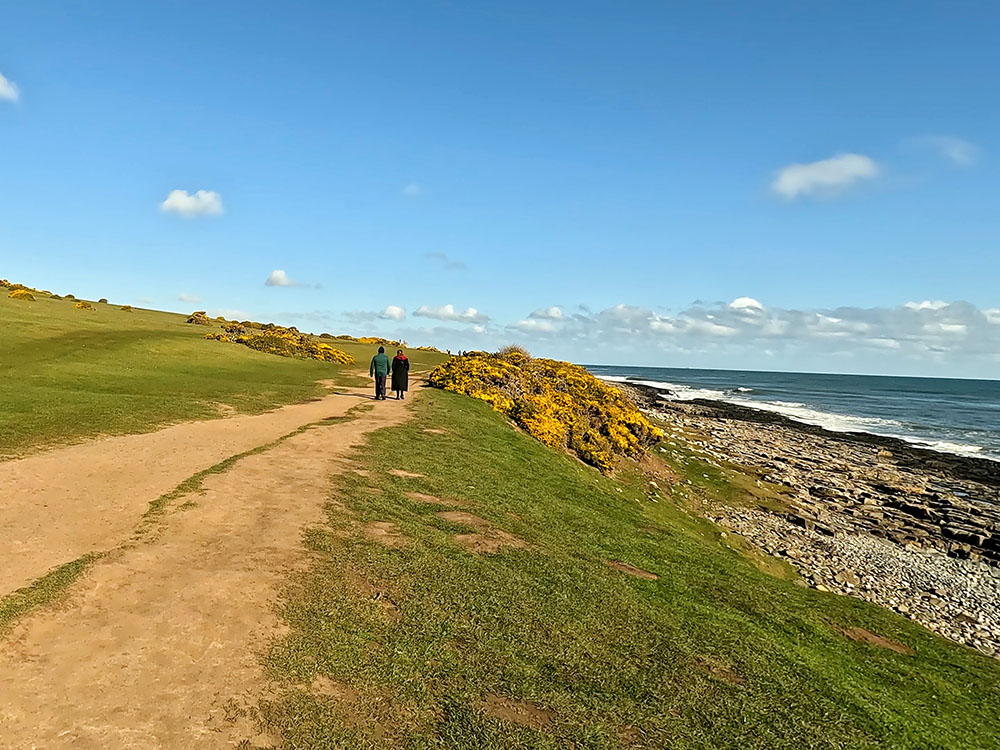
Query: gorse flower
[[205, 322, 355, 365], [430, 349, 660, 473], [8, 288, 35, 301], [75, 300, 94, 310]]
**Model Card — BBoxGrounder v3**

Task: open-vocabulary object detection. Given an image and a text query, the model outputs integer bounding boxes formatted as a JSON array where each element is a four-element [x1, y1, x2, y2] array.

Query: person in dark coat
[[391, 349, 409, 399], [369, 346, 390, 400]]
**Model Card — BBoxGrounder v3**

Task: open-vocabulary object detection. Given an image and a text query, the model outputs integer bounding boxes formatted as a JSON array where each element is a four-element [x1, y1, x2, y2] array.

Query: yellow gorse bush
[[8, 288, 35, 301], [429, 349, 661, 473], [205, 322, 355, 365], [74, 300, 94, 310]]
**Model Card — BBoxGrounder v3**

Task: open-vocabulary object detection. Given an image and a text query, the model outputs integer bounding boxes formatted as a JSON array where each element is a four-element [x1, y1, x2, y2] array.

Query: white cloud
[[402, 183, 423, 197], [772, 153, 879, 199], [513, 318, 557, 333], [265, 269, 295, 287], [904, 300, 949, 311], [425, 252, 466, 270], [160, 189, 223, 218], [729, 297, 763, 311], [178, 292, 201, 303], [910, 135, 980, 167], [530, 306, 564, 320], [0, 72, 20, 102], [211, 308, 251, 320], [381, 305, 406, 321], [502, 297, 1000, 371], [414, 304, 489, 324]]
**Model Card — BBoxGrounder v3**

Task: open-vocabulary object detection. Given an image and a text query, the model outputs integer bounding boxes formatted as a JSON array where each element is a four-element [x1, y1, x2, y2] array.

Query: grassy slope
[[260, 390, 1000, 750], [0, 293, 443, 457]]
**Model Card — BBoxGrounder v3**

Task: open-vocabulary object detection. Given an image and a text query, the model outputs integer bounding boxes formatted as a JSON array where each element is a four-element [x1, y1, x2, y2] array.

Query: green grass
[[260, 391, 1000, 749], [0, 293, 446, 457], [0, 553, 102, 636]]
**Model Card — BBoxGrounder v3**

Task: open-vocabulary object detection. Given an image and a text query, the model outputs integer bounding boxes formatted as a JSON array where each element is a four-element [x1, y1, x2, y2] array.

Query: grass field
[[0, 292, 444, 457], [4, 292, 998, 748], [255, 390, 1000, 749]]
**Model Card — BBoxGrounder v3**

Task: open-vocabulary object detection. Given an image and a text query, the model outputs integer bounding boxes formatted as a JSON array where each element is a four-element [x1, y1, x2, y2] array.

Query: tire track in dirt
[[0, 386, 411, 748]]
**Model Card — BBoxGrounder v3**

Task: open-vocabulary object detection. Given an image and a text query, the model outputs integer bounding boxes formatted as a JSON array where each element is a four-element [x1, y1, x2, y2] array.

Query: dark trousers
[[374, 375, 387, 399]]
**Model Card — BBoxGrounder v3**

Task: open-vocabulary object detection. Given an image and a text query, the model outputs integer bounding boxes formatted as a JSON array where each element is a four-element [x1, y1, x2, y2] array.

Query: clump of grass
[[0, 554, 101, 636]]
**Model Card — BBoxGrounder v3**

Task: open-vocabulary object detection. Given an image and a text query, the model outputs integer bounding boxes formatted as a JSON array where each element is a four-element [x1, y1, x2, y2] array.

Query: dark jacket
[[370, 352, 390, 377], [391, 355, 410, 391]]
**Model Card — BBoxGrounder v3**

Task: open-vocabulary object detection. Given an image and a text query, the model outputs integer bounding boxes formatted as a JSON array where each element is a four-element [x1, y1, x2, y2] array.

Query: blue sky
[[2, 1, 998, 377]]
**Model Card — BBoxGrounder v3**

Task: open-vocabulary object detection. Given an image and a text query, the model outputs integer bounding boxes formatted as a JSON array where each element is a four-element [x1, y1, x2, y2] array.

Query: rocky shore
[[619, 382, 1000, 657]]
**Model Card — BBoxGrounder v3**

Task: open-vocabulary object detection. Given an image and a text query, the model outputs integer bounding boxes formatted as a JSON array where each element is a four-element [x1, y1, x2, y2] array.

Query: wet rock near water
[[626, 384, 1000, 566], [710, 507, 1000, 656], [616, 381, 1000, 656]]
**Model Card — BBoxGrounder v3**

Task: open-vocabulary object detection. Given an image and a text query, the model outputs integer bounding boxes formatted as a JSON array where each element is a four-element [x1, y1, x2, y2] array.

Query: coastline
[[618, 381, 1000, 657]]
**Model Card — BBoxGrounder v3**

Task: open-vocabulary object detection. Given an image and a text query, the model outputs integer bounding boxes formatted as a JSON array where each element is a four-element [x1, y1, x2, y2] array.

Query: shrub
[[186, 311, 212, 325], [65, 294, 76, 300], [0, 279, 9, 288], [120, 305, 134, 312], [8, 288, 35, 301], [205, 324, 355, 365], [497, 344, 532, 360], [75, 300, 93, 310], [98, 298, 108, 304], [429, 349, 661, 473]]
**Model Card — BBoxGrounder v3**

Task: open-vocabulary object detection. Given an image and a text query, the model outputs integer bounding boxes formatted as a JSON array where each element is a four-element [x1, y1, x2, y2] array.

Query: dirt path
[[0, 383, 367, 597], [0, 385, 411, 748]]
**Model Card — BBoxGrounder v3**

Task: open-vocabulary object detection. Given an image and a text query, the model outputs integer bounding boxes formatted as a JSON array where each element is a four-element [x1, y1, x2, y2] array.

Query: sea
[[587, 365, 1000, 462]]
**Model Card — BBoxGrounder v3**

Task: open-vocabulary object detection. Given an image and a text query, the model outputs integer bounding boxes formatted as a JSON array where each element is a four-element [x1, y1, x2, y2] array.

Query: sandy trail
[[0, 384, 363, 597], [0, 385, 410, 748]]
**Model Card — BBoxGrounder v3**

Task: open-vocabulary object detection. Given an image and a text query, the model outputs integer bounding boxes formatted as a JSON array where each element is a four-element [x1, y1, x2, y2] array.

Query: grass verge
[[254, 390, 1000, 749]]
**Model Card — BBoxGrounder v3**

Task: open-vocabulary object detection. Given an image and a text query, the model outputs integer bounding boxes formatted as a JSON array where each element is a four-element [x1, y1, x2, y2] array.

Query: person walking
[[369, 346, 390, 400], [391, 349, 409, 400]]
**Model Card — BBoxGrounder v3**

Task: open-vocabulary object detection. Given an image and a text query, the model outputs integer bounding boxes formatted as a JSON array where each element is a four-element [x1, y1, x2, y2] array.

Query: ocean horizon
[[587, 364, 1000, 462]]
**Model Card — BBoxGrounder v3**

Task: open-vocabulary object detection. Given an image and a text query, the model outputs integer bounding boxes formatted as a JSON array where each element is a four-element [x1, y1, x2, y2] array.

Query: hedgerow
[[429, 348, 660, 473]]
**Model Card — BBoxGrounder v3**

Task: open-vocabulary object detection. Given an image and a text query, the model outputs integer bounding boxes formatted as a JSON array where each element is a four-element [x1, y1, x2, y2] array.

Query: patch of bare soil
[[422, 428, 448, 435], [436, 511, 488, 528], [0, 387, 412, 748], [480, 694, 554, 729], [692, 656, 744, 685], [454, 530, 528, 555], [363, 521, 409, 547], [604, 560, 660, 580], [310, 675, 360, 702], [436, 511, 529, 554], [405, 491, 458, 506], [839, 626, 915, 655], [389, 469, 425, 478], [0, 385, 358, 598]]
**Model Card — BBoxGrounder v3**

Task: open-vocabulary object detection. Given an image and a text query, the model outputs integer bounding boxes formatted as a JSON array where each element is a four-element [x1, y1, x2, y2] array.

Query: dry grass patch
[[480, 694, 554, 729], [604, 560, 660, 580]]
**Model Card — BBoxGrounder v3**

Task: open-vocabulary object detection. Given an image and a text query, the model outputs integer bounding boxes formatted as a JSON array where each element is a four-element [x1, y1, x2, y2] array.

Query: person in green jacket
[[369, 346, 390, 400]]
